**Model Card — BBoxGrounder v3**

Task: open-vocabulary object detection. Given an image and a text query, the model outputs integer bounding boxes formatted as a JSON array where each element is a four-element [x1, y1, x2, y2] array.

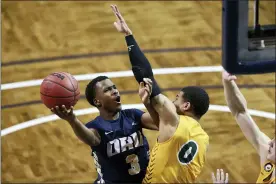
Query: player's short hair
[[181, 86, 209, 119], [85, 76, 109, 106]]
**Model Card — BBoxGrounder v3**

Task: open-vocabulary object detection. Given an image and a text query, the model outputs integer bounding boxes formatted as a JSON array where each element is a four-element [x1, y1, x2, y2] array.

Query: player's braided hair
[[181, 86, 210, 119], [85, 76, 109, 107]]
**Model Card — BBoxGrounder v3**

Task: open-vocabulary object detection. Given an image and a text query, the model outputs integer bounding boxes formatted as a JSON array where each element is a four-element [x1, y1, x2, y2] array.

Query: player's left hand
[[139, 78, 152, 104], [110, 4, 132, 36], [212, 169, 229, 184], [222, 70, 237, 81]]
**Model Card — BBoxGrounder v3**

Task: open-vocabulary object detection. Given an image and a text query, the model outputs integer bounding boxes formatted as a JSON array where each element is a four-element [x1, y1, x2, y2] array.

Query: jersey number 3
[[177, 140, 198, 165], [126, 154, 141, 175]]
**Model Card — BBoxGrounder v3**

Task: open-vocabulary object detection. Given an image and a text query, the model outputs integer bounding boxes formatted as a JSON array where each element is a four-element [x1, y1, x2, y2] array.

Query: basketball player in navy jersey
[[51, 76, 159, 184]]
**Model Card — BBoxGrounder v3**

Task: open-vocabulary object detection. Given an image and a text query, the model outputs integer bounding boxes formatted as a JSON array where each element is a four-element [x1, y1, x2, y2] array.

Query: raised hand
[[212, 169, 229, 184], [139, 78, 153, 104], [222, 69, 237, 81], [110, 4, 132, 35], [51, 105, 76, 123]]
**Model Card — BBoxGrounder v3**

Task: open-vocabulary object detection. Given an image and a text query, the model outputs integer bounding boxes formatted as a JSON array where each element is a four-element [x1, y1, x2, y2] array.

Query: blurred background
[[1, 1, 275, 183]]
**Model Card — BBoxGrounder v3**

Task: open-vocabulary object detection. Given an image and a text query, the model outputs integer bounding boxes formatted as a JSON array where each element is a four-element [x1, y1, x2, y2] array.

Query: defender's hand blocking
[[222, 70, 237, 81], [212, 169, 229, 184], [110, 4, 132, 36], [139, 78, 153, 104], [51, 105, 76, 123]]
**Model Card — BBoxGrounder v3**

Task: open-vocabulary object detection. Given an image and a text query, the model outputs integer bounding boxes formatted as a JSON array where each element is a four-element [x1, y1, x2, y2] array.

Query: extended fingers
[[211, 172, 216, 183], [220, 169, 224, 182], [225, 173, 229, 183], [211, 169, 228, 183], [114, 5, 121, 16], [114, 5, 125, 22], [216, 169, 220, 182], [110, 5, 121, 20]]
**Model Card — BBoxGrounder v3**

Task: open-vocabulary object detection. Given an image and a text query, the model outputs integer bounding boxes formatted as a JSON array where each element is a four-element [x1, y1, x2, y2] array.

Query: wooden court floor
[[1, 1, 275, 183]]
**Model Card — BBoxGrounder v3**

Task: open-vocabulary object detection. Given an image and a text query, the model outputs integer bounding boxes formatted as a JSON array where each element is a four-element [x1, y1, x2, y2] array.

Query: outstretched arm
[[111, 5, 178, 130], [222, 70, 270, 157], [51, 105, 101, 146], [111, 5, 161, 98]]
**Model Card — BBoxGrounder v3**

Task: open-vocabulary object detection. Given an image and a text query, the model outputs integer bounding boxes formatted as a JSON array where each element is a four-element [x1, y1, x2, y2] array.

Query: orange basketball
[[40, 72, 80, 109]]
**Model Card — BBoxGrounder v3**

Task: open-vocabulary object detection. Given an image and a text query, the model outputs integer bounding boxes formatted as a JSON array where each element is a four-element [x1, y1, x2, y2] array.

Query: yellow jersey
[[256, 160, 275, 184], [143, 115, 209, 183]]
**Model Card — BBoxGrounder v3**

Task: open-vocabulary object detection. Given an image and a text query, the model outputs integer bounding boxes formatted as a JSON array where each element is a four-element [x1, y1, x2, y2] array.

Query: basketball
[[40, 72, 80, 109]]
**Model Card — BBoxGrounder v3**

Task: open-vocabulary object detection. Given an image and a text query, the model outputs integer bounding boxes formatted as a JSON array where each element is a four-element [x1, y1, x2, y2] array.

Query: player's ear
[[181, 101, 191, 111], [93, 99, 102, 108]]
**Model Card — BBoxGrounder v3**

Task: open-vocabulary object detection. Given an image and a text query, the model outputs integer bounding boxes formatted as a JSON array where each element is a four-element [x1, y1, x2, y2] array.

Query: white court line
[[1, 104, 275, 137], [1, 66, 223, 90]]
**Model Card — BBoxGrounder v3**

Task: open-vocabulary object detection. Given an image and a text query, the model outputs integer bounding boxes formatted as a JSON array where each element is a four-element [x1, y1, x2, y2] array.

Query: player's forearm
[[234, 112, 265, 152], [68, 118, 100, 146], [151, 94, 179, 127], [125, 35, 161, 98], [144, 102, 160, 127], [223, 79, 247, 115], [151, 94, 165, 114], [222, 78, 269, 153], [125, 35, 153, 78]]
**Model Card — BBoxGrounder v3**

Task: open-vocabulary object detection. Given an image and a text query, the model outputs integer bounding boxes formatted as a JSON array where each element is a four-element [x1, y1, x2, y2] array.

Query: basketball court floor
[[1, 1, 275, 183]]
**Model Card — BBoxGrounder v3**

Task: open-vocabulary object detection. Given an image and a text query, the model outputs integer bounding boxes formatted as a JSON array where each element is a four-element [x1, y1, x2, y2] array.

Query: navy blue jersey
[[85, 109, 150, 184]]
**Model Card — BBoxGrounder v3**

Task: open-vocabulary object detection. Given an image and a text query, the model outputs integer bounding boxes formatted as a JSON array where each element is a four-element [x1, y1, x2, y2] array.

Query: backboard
[[222, 0, 276, 74]]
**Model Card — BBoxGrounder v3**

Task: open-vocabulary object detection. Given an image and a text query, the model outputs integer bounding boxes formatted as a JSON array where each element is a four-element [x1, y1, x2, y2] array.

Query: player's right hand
[[212, 169, 229, 184], [110, 4, 132, 36], [222, 70, 237, 81], [51, 105, 76, 123]]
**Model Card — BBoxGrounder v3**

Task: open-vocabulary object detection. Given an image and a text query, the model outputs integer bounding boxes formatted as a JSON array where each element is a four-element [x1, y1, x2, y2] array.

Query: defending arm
[[125, 35, 161, 98]]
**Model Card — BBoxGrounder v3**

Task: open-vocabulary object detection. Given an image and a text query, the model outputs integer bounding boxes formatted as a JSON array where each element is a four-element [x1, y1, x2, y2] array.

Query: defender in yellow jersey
[[223, 70, 275, 184], [139, 80, 210, 184], [144, 115, 209, 183], [112, 5, 210, 183]]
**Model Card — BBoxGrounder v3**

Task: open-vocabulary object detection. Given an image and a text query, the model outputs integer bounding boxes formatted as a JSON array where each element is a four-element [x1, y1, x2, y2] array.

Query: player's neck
[[182, 111, 199, 122], [189, 115, 199, 122], [99, 110, 120, 121]]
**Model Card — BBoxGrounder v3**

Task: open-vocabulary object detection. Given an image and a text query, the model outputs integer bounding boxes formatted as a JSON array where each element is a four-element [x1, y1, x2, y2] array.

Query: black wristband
[[125, 35, 136, 46]]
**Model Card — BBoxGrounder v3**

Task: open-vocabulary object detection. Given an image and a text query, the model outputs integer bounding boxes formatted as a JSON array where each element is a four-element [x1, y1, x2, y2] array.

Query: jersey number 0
[[177, 140, 198, 165]]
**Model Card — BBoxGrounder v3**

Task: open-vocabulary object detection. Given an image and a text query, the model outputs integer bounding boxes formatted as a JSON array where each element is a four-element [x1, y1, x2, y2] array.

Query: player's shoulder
[[121, 108, 145, 117], [180, 116, 206, 129], [122, 108, 144, 113], [179, 115, 198, 129], [178, 115, 209, 138], [85, 116, 101, 129]]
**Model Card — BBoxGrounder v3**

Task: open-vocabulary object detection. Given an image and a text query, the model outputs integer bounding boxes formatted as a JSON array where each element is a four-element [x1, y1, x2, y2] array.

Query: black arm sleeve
[[125, 35, 161, 98]]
